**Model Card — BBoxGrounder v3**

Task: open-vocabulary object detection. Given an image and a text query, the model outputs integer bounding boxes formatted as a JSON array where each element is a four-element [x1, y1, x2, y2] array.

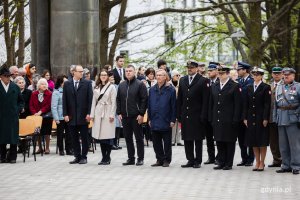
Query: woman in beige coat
[[90, 69, 117, 165]]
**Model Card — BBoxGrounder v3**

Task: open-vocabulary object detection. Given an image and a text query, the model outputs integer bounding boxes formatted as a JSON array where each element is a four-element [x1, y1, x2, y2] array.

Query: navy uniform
[[268, 67, 282, 167], [177, 61, 210, 168], [243, 67, 271, 147], [237, 61, 254, 166], [274, 68, 300, 175], [209, 65, 242, 170]]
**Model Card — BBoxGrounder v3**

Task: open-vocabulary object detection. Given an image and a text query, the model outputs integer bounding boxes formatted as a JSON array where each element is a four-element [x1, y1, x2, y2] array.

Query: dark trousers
[[57, 120, 72, 153], [206, 124, 215, 160], [69, 125, 89, 160], [122, 117, 144, 161], [114, 127, 123, 146], [238, 123, 254, 163], [269, 123, 282, 165], [100, 143, 112, 162], [216, 141, 236, 167], [184, 140, 203, 164], [0, 144, 17, 161], [152, 129, 172, 163]]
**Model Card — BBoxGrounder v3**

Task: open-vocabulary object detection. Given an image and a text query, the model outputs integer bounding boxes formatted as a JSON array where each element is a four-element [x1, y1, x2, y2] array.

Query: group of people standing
[[0, 56, 300, 176]]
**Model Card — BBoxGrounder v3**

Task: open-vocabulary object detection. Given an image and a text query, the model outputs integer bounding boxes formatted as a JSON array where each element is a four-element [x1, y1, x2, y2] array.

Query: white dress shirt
[[220, 78, 230, 90], [1, 80, 10, 93]]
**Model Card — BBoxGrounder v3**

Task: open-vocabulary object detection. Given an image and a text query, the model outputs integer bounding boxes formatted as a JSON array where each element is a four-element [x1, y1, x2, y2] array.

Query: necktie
[[189, 76, 193, 84], [241, 78, 244, 84], [254, 85, 257, 92], [119, 69, 123, 80], [75, 81, 78, 91]]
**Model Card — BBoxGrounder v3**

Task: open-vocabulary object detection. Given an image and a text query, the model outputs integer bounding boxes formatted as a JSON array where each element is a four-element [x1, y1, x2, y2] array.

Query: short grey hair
[[37, 78, 48, 90], [9, 65, 18, 73], [14, 76, 25, 84]]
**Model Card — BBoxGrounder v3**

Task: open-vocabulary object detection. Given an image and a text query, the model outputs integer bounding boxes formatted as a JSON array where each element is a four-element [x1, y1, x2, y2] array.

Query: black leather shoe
[[69, 158, 80, 164], [214, 160, 220, 165], [102, 158, 111, 165], [276, 168, 292, 173], [223, 166, 232, 170], [237, 161, 246, 166], [0, 159, 7, 164], [10, 160, 16, 164], [117, 146, 122, 150], [181, 162, 194, 168], [151, 161, 163, 167], [112, 145, 119, 150], [163, 161, 170, 167], [204, 159, 215, 165], [268, 163, 281, 167], [172, 143, 175, 146], [193, 163, 201, 168], [59, 151, 65, 156], [122, 159, 135, 166], [292, 169, 299, 175], [177, 143, 184, 146], [245, 162, 253, 167], [136, 160, 144, 166], [213, 165, 224, 170], [78, 159, 87, 164]]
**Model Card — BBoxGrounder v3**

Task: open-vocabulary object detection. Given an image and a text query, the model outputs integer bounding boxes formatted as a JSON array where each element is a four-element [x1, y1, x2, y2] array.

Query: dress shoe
[[0, 159, 7, 164], [177, 143, 184, 146], [102, 159, 111, 165], [111, 145, 119, 150], [237, 161, 246, 166], [268, 163, 281, 167], [117, 146, 122, 150], [276, 168, 292, 173], [151, 161, 163, 167], [245, 162, 253, 167], [44, 150, 50, 155], [122, 159, 135, 166], [163, 161, 170, 167], [10, 160, 16, 164], [69, 158, 80, 164], [98, 161, 104, 165], [88, 147, 94, 152], [214, 160, 220, 165], [172, 143, 175, 146], [257, 164, 265, 171], [213, 165, 224, 170], [136, 160, 144, 166], [181, 162, 194, 168], [223, 166, 232, 170], [204, 159, 215, 165], [252, 168, 258, 171], [292, 169, 299, 175], [78, 159, 87, 164], [193, 163, 201, 168], [59, 151, 65, 156]]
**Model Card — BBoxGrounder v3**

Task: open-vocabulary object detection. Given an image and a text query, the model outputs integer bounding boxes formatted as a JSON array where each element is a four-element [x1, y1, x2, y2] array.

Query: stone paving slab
[[0, 139, 298, 200]]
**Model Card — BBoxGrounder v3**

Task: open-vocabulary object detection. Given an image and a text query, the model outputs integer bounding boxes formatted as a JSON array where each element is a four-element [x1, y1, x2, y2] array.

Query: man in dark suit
[[63, 65, 93, 164], [177, 60, 210, 168], [237, 61, 254, 166], [113, 55, 126, 85]]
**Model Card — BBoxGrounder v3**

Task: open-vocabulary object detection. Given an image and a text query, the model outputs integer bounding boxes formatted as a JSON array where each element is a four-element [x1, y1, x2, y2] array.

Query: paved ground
[[0, 138, 299, 200]]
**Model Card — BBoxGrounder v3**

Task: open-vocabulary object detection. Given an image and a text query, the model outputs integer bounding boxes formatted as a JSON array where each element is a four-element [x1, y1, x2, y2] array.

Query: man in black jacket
[[117, 65, 148, 166], [63, 65, 93, 164]]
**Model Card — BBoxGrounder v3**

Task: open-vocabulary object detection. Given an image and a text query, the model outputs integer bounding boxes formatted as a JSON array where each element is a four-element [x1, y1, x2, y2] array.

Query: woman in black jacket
[[243, 67, 271, 172], [14, 76, 32, 119]]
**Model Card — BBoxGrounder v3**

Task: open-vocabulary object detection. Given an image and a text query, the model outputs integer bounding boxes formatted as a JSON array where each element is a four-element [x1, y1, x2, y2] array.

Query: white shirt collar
[[189, 74, 196, 84], [1, 80, 10, 93], [254, 81, 262, 91], [220, 78, 230, 89], [243, 75, 249, 81]]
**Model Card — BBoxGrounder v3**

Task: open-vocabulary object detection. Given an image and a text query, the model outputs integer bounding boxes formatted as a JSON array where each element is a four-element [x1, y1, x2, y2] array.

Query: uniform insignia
[[207, 83, 210, 87], [239, 88, 242, 92], [269, 90, 271, 95]]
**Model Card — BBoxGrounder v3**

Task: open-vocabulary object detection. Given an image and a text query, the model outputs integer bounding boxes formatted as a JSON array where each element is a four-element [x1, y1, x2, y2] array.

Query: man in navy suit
[[237, 61, 254, 166], [113, 55, 126, 85], [63, 65, 93, 164]]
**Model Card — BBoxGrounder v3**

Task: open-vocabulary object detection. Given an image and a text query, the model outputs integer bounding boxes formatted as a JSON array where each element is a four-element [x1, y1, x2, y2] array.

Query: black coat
[[209, 79, 242, 142], [113, 68, 126, 85], [19, 88, 32, 119], [242, 82, 271, 147], [63, 79, 93, 126], [177, 74, 210, 141]]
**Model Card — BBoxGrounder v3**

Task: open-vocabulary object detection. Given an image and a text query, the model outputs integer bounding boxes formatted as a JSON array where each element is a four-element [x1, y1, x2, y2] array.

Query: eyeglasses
[[75, 71, 84, 73], [175, 74, 180, 77], [100, 74, 108, 76]]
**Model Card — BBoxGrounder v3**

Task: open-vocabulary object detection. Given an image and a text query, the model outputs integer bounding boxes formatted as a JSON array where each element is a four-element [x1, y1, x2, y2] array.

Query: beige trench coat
[[90, 83, 117, 140]]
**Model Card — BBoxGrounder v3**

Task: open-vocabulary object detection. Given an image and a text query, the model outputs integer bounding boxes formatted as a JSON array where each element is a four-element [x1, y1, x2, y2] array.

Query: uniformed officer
[[268, 67, 283, 168], [273, 67, 300, 175], [243, 67, 271, 172], [177, 60, 210, 168], [237, 61, 254, 166], [198, 62, 206, 77], [204, 62, 219, 165], [209, 65, 242, 170]]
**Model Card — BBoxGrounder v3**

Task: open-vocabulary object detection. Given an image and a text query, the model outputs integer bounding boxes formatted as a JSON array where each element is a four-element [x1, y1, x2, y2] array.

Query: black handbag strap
[[96, 84, 111, 106]]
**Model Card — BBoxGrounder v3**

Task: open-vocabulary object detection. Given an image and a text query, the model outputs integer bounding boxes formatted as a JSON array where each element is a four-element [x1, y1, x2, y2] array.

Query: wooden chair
[[26, 115, 45, 155], [19, 119, 36, 162]]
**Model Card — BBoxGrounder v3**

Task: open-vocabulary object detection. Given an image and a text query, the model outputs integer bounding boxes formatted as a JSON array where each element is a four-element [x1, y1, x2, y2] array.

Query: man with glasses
[[274, 67, 300, 175], [63, 65, 93, 164], [0, 67, 24, 163]]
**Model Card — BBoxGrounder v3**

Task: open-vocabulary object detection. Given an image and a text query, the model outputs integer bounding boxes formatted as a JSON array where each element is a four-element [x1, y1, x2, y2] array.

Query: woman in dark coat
[[243, 67, 271, 171], [14, 76, 32, 119], [29, 78, 52, 154]]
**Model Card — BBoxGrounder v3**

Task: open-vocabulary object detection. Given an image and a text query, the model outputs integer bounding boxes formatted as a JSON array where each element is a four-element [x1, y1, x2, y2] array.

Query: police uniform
[[237, 61, 254, 166], [209, 65, 242, 170], [243, 68, 271, 147], [268, 67, 282, 167], [273, 68, 300, 174], [177, 61, 210, 168]]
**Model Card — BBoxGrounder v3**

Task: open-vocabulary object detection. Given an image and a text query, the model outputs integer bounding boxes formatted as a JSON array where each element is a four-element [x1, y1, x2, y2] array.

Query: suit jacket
[[113, 68, 126, 85], [63, 79, 93, 126], [177, 73, 210, 140], [19, 88, 32, 119]]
